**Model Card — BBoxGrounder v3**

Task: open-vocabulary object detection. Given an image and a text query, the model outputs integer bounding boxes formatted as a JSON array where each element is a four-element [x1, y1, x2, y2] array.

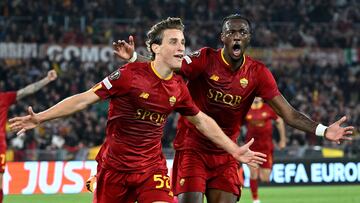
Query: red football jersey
[[0, 91, 17, 147], [174, 47, 280, 153], [93, 62, 199, 173], [245, 103, 278, 151]]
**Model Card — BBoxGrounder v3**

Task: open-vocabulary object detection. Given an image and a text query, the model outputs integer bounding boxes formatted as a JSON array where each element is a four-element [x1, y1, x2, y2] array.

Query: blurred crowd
[[1, 0, 359, 161], [1, 0, 359, 48]]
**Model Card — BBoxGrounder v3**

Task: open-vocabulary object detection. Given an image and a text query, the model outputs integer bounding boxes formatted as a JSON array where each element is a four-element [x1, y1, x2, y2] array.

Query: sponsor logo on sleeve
[[109, 70, 120, 80]]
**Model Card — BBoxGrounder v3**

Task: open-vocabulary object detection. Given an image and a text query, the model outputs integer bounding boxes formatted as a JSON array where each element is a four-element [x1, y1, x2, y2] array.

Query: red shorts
[[260, 150, 273, 169], [94, 166, 174, 203], [172, 150, 242, 197], [0, 143, 7, 173]]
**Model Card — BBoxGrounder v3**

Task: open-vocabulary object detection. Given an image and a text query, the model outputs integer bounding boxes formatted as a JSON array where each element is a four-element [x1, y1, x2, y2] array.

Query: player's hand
[[8, 106, 41, 136], [86, 175, 97, 193], [232, 138, 267, 168], [278, 139, 286, 150], [47, 70, 58, 81], [325, 116, 354, 144], [113, 35, 135, 60]]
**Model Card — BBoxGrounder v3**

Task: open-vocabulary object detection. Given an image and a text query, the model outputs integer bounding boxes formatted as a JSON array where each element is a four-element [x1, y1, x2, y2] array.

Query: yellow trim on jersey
[[92, 83, 102, 92], [151, 62, 173, 80], [221, 49, 230, 66], [221, 49, 246, 69]]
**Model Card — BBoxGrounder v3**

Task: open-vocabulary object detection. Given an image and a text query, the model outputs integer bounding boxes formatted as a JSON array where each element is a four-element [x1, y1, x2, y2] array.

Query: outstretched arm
[[185, 111, 267, 167], [9, 89, 100, 135], [267, 94, 354, 143], [275, 117, 286, 149], [16, 70, 58, 101], [113, 35, 150, 62]]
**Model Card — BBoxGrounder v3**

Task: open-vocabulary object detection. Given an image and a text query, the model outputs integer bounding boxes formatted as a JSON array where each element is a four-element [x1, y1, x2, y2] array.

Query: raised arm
[[267, 94, 354, 143], [275, 117, 286, 149], [113, 35, 150, 62], [16, 70, 58, 101], [9, 89, 100, 135], [185, 111, 266, 167]]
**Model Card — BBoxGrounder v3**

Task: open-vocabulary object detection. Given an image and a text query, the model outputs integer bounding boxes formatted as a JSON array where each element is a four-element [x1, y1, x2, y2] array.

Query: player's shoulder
[[119, 62, 150, 75], [172, 73, 187, 84], [123, 62, 148, 70], [245, 55, 269, 71]]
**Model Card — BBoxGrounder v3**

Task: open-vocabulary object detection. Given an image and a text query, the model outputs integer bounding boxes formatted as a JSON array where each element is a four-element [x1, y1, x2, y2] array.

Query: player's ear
[[151, 44, 160, 54]]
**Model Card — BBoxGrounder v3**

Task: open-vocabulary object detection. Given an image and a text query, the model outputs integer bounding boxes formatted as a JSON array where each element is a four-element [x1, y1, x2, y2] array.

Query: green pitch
[[5, 185, 360, 203]]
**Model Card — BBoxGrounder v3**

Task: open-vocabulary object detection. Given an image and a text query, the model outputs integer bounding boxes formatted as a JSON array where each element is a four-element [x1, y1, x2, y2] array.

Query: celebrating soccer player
[[9, 17, 266, 203], [0, 70, 57, 202], [245, 97, 286, 203], [113, 14, 354, 203]]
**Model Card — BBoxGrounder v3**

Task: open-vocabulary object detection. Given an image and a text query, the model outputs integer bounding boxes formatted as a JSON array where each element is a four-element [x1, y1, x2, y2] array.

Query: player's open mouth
[[174, 54, 184, 59], [232, 44, 242, 57]]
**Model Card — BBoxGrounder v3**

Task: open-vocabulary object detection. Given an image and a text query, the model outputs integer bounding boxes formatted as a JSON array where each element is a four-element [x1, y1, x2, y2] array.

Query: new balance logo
[[210, 74, 219, 81]]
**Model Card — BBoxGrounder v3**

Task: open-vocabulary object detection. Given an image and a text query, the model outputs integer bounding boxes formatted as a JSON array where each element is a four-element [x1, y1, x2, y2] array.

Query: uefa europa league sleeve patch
[[109, 70, 121, 80]]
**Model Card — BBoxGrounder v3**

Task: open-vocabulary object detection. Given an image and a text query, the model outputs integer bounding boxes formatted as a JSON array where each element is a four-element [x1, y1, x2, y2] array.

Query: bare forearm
[[284, 111, 318, 134], [276, 118, 286, 141], [37, 91, 95, 123], [268, 95, 318, 135], [16, 77, 51, 100]]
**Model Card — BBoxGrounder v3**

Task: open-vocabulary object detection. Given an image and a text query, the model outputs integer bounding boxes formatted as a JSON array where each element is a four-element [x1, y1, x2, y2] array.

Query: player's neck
[[151, 61, 173, 80], [222, 49, 245, 71]]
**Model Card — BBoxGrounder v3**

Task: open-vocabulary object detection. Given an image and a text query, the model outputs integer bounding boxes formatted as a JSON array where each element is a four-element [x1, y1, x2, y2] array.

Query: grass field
[[4, 185, 360, 203]]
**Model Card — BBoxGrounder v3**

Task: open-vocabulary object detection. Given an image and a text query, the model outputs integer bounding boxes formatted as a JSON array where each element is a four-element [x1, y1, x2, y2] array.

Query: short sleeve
[[180, 48, 209, 80], [92, 65, 132, 100], [256, 66, 280, 100], [174, 82, 200, 116], [0, 91, 17, 107]]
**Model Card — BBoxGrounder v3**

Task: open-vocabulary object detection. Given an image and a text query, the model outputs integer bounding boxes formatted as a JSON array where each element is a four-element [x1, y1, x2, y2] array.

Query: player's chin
[[171, 61, 182, 69], [230, 53, 243, 61]]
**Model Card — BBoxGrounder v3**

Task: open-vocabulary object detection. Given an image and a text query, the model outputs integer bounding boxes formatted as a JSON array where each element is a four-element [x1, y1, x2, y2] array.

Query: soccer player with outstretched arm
[[113, 14, 354, 203], [9, 17, 266, 203], [0, 70, 57, 202]]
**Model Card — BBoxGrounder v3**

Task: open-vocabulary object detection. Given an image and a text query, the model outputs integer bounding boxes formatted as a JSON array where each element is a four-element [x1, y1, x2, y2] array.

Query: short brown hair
[[146, 17, 184, 60]]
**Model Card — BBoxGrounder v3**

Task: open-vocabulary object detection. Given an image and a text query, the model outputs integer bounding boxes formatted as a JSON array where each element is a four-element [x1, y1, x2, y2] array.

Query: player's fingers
[[253, 156, 267, 163], [28, 106, 35, 116], [255, 152, 267, 158], [9, 122, 22, 130], [335, 116, 347, 125], [341, 136, 352, 141], [344, 126, 355, 132], [129, 35, 134, 46], [244, 138, 254, 147], [17, 128, 26, 136], [344, 129, 354, 135], [9, 117, 19, 123]]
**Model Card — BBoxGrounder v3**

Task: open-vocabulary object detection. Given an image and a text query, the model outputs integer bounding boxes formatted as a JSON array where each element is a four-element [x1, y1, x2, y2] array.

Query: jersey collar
[[150, 62, 173, 80], [221, 49, 246, 70]]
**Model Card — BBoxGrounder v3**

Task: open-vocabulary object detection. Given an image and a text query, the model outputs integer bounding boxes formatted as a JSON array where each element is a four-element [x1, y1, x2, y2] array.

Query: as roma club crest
[[240, 78, 248, 88], [169, 96, 177, 106], [109, 70, 120, 80]]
